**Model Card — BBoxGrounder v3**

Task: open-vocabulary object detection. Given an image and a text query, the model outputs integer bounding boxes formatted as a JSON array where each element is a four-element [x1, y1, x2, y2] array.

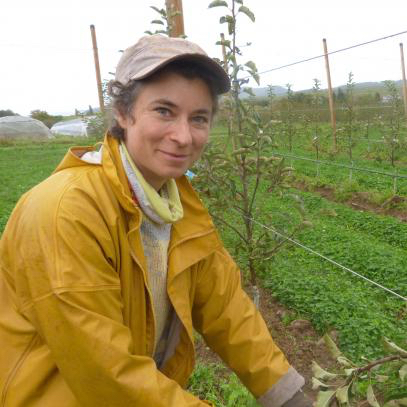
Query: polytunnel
[[0, 116, 53, 140], [51, 118, 88, 137]]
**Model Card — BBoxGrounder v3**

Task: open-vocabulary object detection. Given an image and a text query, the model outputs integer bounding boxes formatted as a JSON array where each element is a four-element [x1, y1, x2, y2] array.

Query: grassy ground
[[0, 137, 97, 231], [202, 123, 407, 361], [188, 362, 258, 406], [208, 180, 407, 359]]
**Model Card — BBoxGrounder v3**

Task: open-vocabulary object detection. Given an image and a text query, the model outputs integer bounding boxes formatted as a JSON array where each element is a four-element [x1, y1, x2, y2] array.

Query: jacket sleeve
[[10, 188, 211, 407], [191, 247, 305, 407]]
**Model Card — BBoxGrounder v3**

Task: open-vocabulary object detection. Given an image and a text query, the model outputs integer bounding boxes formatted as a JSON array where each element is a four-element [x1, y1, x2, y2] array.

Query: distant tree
[[336, 87, 346, 103], [374, 91, 381, 103], [283, 83, 296, 151], [342, 72, 358, 160], [311, 78, 322, 160], [380, 80, 404, 166], [0, 109, 16, 117], [88, 105, 94, 115], [74, 108, 80, 116], [30, 110, 62, 128], [356, 93, 376, 106]]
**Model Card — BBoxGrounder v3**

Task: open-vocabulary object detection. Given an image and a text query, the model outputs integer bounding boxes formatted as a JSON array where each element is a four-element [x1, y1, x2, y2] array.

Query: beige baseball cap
[[115, 34, 230, 94]]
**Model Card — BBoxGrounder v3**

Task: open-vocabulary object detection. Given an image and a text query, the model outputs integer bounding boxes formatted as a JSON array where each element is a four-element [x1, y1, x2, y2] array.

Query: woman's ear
[[115, 110, 128, 130]]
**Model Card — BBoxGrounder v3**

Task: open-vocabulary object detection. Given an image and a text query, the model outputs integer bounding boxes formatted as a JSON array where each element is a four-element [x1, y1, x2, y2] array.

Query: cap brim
[[130, 53, 231, 95]]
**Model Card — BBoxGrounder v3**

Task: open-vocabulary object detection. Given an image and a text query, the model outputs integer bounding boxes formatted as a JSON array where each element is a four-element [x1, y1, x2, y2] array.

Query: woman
[[0, 35, 310, 406]]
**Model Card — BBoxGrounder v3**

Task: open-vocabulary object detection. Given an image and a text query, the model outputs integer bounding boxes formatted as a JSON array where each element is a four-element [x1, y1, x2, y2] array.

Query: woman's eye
[[155, 107, 171, 116], [193, 116, 209, 125]]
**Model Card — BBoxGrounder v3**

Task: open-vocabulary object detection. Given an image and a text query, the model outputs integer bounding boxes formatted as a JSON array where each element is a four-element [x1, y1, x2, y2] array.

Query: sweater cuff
[[257, 367, 305, 407]]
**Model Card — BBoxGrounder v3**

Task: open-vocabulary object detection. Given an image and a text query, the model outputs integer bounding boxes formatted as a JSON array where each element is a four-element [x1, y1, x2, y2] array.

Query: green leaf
[[227, 20, 234, 35], [315, 390, 335, 407], [219, 15, 234, 24], [238, 5, 255, 21], [245, 60, 257, 72], [216, 39, 231, 48], [323, 334, 342, 359], [336, 383, 351, 405], [312, 361, 339, 381], [232, 148, 250, 155], [151, 19, 164, 25], [400, 364, 407, 381], [383, 338, 407, 357], [367, 384, 380, 407], [208, 0, 228, 8], [251, 72, 260, 85], [150, 6, 166, 17]]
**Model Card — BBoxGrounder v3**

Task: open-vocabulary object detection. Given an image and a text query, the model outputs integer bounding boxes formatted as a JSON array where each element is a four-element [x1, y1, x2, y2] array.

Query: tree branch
[[211, 213, 248, 243]]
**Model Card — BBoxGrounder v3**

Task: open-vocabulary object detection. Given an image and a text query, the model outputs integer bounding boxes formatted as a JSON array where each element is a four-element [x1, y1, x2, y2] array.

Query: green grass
[[188, 363, 258, 406], [0, 137, 98, 232], [213, 185, 407, 361], [212, 121, 407, 196]]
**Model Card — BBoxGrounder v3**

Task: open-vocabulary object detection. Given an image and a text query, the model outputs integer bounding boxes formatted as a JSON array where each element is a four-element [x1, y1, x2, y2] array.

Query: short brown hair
[[108, 60, 220, 140]]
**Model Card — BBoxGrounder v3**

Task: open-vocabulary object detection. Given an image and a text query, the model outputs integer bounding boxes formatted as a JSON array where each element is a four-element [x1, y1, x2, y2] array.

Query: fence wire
[[242, 29, 407, 81], [272, 151, 407, 180], [232, 208, 407, 302]]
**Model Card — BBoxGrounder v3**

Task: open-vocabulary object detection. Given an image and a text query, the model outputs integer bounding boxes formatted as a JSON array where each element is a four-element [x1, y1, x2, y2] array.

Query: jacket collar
[[53, 133, 220, 250]]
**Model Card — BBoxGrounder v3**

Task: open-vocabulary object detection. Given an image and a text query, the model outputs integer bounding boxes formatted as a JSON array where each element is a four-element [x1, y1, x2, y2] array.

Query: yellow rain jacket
[[0, 135, 304, 406]]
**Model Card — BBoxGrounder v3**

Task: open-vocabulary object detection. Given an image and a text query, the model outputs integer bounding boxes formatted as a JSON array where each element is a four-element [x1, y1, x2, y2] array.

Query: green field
[[213, 185, 407, 359], [0, 138, 95, 231], [206, 123, 407, 361]]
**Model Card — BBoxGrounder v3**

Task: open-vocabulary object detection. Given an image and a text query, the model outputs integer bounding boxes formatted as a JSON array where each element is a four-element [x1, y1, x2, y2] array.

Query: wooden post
[[323, 38, 337, 151], [165, 0, 185, 38], [400, 43, 407, 120], [220, 33, 228, 73], [90, 25, 105, 114]]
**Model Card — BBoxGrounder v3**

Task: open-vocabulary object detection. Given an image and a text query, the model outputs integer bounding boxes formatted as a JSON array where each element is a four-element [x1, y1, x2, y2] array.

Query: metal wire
[[272, 151, 407, 179], [234, 209, 407, 302], [242, 29, 407, 80]]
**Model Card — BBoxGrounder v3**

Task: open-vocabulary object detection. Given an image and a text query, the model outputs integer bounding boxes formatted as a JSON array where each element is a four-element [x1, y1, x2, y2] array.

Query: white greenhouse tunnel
[[51, 119, 89, 137]]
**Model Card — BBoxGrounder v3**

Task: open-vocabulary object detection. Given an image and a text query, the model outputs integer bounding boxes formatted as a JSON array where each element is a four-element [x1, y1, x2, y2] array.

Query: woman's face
[[118, 71, 213, 190]]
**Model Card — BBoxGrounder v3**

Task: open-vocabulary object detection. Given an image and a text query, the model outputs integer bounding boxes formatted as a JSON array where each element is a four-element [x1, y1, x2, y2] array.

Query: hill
[[241, 80, 403, 99]]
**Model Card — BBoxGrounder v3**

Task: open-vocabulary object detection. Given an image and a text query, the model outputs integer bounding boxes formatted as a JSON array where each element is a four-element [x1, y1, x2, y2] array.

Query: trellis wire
[[272, 151, 407, 180], [233, 208, 407, 302], [241, 29, 407, 81]]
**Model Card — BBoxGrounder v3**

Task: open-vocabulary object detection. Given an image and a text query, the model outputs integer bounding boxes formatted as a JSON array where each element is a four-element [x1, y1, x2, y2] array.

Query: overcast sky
[[2, 0, 407, 116]]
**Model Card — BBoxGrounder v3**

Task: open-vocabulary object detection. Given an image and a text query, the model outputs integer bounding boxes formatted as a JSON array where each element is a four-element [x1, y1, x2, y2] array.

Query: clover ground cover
[[216, 186, 407, 360]]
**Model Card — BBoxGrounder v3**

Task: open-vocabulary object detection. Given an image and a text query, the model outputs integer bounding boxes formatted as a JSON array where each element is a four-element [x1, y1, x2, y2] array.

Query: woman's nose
[[170, 118, 192, 146]]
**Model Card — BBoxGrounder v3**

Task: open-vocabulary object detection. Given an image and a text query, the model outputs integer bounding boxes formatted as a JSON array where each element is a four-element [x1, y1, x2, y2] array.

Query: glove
[[282, 390, 313, 407]]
